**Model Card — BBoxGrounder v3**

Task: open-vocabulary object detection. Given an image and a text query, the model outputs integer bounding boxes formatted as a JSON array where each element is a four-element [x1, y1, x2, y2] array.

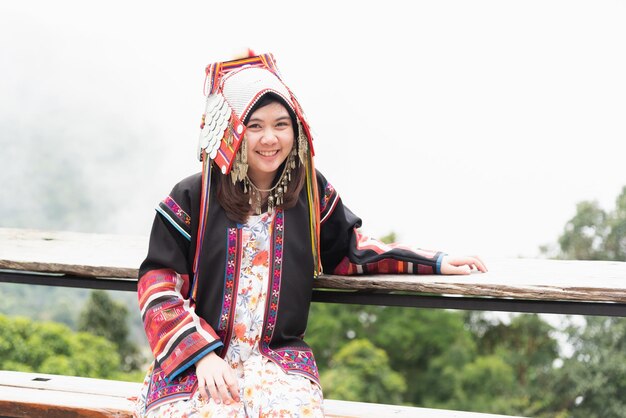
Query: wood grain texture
[[0, 372, 136, 418], [0, 372, 523, 418], [1, 228, 625, 303]]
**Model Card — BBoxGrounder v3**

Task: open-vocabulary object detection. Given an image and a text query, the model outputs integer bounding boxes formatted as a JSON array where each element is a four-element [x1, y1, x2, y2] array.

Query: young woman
[[135, 53, 486, 418]]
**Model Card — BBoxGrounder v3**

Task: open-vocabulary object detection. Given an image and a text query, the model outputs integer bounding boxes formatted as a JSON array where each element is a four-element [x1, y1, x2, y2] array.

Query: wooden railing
[[1, 228, 625, 316], [1, 227, 626, 417]]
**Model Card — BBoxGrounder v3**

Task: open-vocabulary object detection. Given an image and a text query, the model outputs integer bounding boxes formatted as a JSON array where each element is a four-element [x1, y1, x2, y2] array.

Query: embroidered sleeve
[[317, 171, 445, 275], [139, 185, 222, 382], [332, 229, 446, 275]]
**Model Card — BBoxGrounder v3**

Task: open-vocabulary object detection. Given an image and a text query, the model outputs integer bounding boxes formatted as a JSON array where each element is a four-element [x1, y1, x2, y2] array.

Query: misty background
[[1, 0, 625, 260]]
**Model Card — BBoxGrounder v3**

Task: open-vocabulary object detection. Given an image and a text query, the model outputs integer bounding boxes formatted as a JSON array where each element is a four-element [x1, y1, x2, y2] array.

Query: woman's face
[[245, 101, 295, 187]]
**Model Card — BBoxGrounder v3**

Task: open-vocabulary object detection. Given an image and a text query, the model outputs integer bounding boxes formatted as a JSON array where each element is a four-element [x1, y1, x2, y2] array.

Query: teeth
[[258, 150, 278, 157]]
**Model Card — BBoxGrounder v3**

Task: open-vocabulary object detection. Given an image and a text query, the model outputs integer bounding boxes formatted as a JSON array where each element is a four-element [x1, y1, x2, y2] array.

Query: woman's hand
[[196, 351, 240, 405], [440, 255, 487, 275]]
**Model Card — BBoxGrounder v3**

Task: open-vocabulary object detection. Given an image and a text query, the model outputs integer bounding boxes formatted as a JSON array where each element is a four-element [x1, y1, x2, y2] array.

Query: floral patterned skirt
[[135, 353, 324, 418]]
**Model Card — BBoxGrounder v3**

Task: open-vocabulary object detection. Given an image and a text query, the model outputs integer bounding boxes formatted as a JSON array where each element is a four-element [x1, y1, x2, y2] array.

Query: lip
[[256, 150, 280, 157]]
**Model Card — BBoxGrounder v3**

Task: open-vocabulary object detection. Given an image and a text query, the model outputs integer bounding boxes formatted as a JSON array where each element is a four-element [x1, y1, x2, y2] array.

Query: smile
[[257, 150, 280, 157]]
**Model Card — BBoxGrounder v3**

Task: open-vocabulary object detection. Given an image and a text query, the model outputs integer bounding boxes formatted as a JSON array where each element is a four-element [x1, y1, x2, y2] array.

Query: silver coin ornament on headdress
[[197, 93, 233, 162]]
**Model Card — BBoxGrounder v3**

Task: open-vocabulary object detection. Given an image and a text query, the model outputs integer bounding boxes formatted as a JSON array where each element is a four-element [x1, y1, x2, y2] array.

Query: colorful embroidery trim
[[267, 347, 320, 382], [157, 196, 192, 241], [163, 196, 191, 226], [217, 227, 240, 347], [145, 362, 197, 413]]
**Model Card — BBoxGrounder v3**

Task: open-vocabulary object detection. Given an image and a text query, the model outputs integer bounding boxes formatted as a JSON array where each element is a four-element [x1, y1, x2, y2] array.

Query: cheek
[[284, 134, 295, 151]]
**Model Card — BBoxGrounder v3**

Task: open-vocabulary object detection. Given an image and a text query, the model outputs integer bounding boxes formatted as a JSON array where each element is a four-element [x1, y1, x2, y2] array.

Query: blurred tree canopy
[[78, 290, 143, 373], [321, 339, 406, 404], [307, 304, 562, 416], [0, 288, 146, 382], [549, 317, 626, 418], [543, 185, 626, 261], [0, 314, 121, 379]]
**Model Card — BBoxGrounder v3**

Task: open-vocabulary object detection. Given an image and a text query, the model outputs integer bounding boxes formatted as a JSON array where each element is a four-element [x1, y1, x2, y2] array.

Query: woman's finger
[[223, 370, 240, 402], [213, 374, 234, 404], [471, 256, 488, 272], [197, 375, 209, 401], [452, 257, 485, 273], [206, 378, 221, 404]]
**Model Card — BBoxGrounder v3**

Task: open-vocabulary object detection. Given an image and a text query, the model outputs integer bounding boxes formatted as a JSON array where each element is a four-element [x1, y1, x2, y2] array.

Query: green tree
[[307, 304, 479, 406], [78, 290, 142, 372], [476, 314, 557, 387], [320, 339, 406, 404], [447, 355, 517, 413], [0, 314, 121, 378], [460, 314, 559, 417], [547, 185, 626, 261], [604, 187, 626, 260], [548, 317, 626, 418]]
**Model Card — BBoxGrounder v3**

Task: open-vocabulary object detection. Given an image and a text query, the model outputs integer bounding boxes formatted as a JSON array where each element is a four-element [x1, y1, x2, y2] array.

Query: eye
[[247, 123, 262, 130]]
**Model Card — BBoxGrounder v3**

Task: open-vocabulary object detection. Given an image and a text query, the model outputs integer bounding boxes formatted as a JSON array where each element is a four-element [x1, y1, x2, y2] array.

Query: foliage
[[307, 303, 563, 415], [546, 317, 626, 418], [307, 304, 476, 404], [474, 314, 558, 387], [78, 290, 143, 372], [545, 185, 626, 261], [0, 283, 147, 350], [0, 314, 120, 378], [320, 339, 406, 404]]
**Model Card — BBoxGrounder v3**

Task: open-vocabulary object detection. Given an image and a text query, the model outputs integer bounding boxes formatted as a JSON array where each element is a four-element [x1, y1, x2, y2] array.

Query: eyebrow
[[248, 116, 292, 123]]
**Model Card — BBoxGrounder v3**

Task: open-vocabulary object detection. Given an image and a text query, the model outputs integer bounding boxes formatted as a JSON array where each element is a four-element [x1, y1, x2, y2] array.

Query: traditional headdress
[[194, 53, 321, 275]]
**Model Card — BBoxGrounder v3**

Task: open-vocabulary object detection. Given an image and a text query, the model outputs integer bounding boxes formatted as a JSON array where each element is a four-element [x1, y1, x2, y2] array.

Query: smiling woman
[[134, 52, 486, 418]]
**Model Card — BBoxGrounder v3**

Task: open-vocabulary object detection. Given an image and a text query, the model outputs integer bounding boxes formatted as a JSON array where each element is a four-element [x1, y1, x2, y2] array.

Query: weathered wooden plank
[[0, 228, 143, 278], [0, 370, 140, 398], [0, 372, 524, 418], [1, 228, 625, 303], [0, 387, 133, 418], [0, 372, 135, 418], [316, 258, 626, 303]]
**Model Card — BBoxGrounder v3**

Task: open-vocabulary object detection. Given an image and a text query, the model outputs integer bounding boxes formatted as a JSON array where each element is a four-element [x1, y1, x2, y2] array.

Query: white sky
[[1, 0, 625, 260]]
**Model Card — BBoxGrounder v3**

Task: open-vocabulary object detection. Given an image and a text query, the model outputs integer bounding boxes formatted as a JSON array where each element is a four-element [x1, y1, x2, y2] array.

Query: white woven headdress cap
[[221, 67, 293, 122]]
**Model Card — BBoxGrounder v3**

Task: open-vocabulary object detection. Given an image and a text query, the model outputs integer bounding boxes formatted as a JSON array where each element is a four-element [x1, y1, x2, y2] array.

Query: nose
[[260, 128, 278, 144]]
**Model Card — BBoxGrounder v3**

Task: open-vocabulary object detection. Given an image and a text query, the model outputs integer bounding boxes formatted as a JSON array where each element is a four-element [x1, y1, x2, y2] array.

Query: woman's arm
[[138, 186, 223, 383]]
